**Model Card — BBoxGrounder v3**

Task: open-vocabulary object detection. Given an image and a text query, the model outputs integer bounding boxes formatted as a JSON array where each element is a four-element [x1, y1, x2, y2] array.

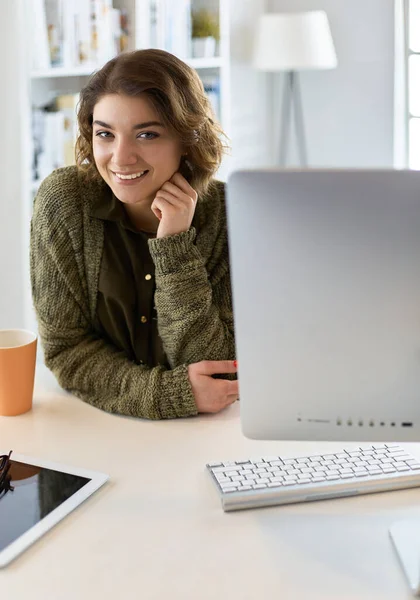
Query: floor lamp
[[253, 11, 338, 167]]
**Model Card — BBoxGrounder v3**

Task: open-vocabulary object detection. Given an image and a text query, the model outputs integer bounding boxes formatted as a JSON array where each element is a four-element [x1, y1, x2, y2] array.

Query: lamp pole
[[279, 71, 308, 167]]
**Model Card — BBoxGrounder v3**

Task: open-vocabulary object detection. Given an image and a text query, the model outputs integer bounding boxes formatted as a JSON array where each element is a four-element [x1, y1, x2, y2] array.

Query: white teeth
[[115, 170, 147, 180]]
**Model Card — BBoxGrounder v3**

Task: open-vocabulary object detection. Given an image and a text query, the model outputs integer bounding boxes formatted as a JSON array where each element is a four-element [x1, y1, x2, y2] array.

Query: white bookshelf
[[31, 57, 224, 79], [19, 0, 233, 334], [30, 65, 101, 78]]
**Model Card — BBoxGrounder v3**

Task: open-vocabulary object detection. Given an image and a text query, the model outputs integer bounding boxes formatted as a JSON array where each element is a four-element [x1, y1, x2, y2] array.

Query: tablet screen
[[0, 459, 90, 552]]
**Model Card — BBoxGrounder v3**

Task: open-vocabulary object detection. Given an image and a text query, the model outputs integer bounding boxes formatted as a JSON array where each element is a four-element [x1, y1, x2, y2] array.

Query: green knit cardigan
[[30, 166, 235, 419]]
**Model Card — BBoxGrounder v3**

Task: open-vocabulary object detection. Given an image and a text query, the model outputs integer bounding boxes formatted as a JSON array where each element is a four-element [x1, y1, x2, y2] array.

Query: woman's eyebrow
[[92, 120, 164, 129]]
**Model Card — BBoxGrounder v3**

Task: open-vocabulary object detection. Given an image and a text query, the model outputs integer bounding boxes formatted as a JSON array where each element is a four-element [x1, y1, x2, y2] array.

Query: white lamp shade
[[253, 11, 338, 71]]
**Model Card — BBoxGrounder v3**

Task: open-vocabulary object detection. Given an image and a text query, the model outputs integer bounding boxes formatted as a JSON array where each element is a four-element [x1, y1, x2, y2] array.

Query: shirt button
[[140, 316, 147, 324], [145, 274, 152, 281]]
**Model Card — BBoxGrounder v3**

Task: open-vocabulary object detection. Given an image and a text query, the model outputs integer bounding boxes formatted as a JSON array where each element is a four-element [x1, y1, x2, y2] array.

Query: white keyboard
[[206, 444, 420, 512]]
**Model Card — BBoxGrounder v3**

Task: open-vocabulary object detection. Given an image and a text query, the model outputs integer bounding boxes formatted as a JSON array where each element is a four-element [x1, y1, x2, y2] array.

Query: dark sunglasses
[[0, 451, 14, 499]]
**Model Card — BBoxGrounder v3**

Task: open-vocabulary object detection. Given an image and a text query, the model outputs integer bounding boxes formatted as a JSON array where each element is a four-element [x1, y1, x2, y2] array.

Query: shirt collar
[[89, 184, 139, 232]]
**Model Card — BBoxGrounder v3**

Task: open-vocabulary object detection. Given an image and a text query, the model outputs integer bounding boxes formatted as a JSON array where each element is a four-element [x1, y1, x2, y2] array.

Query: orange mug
[[0, 329, 37, 416]]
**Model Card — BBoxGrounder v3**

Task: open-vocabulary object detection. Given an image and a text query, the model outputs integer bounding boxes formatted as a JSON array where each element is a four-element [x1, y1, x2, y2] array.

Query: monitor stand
[[389, 519, 420, 596]]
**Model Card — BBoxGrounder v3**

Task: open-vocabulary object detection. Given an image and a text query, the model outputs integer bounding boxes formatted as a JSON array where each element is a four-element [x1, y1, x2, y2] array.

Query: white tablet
[[0, 451, 109, 567]]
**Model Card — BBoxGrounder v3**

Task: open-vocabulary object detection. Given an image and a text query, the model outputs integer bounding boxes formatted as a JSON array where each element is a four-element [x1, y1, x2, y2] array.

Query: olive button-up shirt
[[91, 190, 168, 368]]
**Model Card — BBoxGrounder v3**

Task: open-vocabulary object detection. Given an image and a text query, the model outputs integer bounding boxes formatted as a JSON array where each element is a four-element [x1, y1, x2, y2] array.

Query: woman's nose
[[113, 139, 138, 165]]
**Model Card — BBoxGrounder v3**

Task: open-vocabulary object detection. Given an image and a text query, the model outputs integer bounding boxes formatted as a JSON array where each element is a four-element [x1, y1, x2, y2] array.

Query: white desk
[[2, 364, 420, 599]]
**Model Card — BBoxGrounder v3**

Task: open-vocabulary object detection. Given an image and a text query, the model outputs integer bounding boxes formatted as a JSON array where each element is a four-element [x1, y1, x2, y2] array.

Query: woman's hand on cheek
[[151, 172, 198, 239]]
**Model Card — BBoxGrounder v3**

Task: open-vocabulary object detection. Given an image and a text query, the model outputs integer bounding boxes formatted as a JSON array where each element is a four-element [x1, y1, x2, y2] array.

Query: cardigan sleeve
[[147, 182, 236, 368], [30, 179, 198, 420]]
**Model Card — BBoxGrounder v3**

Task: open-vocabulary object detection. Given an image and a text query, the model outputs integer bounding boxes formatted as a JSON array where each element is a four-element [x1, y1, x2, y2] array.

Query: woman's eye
[[96, 131, 113, 139], [138, 132, 159, 140]]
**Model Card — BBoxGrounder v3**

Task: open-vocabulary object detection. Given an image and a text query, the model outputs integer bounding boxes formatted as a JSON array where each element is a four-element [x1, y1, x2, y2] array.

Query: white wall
[[267, 0, 395, 167], [229, 0, 272, 170], [0, 1, 25, 329]]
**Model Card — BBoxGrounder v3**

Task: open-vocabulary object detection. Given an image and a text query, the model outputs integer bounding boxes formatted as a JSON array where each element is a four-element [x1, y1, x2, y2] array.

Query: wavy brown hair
[[76, 49, 229, 196]]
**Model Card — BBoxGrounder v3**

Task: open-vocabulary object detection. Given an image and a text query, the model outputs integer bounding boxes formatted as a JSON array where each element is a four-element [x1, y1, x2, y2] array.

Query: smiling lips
[[113, 170, 148, 180]]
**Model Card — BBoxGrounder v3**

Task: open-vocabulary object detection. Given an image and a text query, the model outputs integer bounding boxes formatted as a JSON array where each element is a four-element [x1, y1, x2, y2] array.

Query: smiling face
[[92, 93, 184, 208]]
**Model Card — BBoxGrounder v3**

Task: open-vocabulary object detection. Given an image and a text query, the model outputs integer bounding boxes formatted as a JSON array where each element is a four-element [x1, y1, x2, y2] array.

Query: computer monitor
[[226, 169, 420, 442]]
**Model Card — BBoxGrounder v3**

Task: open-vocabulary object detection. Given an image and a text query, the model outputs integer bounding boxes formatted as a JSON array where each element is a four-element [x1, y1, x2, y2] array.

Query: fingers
[[221, 380, 239, 396], [151, 195, 181, 220], [209, 393, 239, 413], [198, 360, 238, 376], [157, 185, 196, 214], [154, 190, 185, 208], [160, 180, 195, 201], [151, 202, 162, 220], [170, 172, 198, 199]]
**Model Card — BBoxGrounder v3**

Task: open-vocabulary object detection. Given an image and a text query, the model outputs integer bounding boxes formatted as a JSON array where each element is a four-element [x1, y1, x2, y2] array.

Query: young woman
[[30, 49, 238, 420]]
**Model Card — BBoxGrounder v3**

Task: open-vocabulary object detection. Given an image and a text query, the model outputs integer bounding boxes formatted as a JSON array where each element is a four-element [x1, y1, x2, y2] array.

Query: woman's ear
[[179, 154, 193, 182]]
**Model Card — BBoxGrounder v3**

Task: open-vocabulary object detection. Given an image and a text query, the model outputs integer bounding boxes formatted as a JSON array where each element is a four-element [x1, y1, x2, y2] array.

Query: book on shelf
[[28, 0, 50, 71], [32, 94, 79, 183], [202, 75, 221, 123], [29, 0, 126, 72], [164, 0, 192, 59], [148, 0, 192, 58], [55, 94, 80, 167]]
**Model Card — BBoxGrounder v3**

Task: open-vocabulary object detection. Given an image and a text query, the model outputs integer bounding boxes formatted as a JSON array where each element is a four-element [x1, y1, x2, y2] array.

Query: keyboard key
[[222, 466, 240, 473], [215, 476, 231, 483]]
